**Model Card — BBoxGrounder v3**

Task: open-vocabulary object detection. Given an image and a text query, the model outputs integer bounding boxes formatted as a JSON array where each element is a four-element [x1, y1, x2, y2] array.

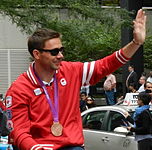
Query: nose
[[57, 51, 64, 58]]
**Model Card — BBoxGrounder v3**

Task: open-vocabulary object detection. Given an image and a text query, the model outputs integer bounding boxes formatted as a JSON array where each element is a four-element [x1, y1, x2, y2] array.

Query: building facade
[[0, 14, 30, 95]]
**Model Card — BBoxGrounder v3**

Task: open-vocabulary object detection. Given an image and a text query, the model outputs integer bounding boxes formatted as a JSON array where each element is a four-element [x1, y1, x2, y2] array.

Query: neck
[[34, 63, 55, 83]]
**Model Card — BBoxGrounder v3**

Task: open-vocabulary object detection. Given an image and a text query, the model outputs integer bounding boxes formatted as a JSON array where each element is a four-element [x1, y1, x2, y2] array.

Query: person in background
[[125, 93, 152, 150], [0, 94, 5, 111], [143, 82, 152, 102], [147, 71, 152, 83], [126, 65, 138, 92], [0, 94, 3, 100], [144, 82, 152, 93], [128, 83, 137, 93], [117, 83, 137, 102], [103, 74, 116, 105], [0, 94, 5, 137], [86, 96, 96, 109], [0, 94, 17, 150], [137, 76, 146, 93], [80, 85, 90, 96], [5, 9, 146, 150], [141, 72, 146, 78], [80, 92, 88, 112]]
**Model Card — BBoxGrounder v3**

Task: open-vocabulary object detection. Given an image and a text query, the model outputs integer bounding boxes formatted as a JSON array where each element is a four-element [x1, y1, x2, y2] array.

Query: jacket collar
[[26, 62, 39, 86], [26, 62, 58, 86]]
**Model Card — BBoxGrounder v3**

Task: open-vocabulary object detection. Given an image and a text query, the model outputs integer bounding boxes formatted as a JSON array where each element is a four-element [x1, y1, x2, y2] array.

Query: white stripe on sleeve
[[115, 51, 126, 64], [31, 144, 54, 150], [82, 61, 95, 86], [85, 61, 95, 85], [118, 50, 128, 62], [82, 62, 88, 86]]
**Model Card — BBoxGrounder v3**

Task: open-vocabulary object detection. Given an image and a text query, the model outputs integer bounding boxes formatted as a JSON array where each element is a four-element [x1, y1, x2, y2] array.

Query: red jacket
[[5, 50, 129, 150]]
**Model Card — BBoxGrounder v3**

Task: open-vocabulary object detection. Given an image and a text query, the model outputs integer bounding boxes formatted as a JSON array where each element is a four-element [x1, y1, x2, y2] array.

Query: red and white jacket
[[5, 50, 129, 150]]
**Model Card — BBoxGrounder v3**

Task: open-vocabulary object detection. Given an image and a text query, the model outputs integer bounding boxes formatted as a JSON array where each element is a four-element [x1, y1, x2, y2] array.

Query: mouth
[[53, 58, 62, 68], [55, 61, 61, 66]]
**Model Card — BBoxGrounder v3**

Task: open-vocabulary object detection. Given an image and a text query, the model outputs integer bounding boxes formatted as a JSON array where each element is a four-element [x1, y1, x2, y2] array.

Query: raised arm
[[122, 9, 147, 58]]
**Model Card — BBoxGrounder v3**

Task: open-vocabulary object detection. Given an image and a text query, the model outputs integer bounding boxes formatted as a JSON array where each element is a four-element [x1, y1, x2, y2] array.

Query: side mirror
[[114, 127, 129, 134]]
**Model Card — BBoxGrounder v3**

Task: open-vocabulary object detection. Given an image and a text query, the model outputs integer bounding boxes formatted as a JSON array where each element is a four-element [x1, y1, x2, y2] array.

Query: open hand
[[133, 9, 147, 45]]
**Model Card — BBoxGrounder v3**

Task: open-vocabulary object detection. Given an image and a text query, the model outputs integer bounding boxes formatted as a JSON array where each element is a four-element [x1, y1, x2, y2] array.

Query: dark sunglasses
[[37, 47, 64, 56]]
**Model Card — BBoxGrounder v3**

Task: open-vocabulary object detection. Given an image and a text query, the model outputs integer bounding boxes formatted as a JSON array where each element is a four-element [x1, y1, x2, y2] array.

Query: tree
[[144, 35, 152, 69], [0, 0, 131, 62]]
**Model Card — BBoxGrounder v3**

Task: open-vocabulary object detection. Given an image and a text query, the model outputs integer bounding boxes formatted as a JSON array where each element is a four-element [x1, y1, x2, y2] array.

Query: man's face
[[87, 98, 93, 104], [35, 38, 64, 71], [145, 83, 152, 92], [81, 94, 87, 101], [137, 99, 143, 106], [128, 66, 133, 72], [139, 77, 145, 84]]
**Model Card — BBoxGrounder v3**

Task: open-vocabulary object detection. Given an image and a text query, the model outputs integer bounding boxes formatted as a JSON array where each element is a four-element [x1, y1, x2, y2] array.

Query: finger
[[140, 11, 146, 24], [136, 9, 143, 20], [143, 15, 147, 26], [136, 10, 146, 26], [133, 12, 146, 25]]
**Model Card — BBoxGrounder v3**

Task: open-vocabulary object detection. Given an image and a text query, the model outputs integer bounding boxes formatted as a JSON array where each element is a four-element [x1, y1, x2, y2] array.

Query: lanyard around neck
[[33, 66, 59, 122]]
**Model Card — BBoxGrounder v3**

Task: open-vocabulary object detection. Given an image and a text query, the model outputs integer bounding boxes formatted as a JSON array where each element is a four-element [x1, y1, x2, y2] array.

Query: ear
[[33, 49, 41, 59]]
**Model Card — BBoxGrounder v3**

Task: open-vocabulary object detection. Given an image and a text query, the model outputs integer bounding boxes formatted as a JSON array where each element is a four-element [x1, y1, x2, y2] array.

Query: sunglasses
[[37, 47, 64, 56]]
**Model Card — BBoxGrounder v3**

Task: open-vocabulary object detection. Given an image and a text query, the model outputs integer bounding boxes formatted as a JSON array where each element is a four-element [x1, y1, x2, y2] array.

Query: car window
[[107, 111, 128, 132], [82, 111, 107, 131]]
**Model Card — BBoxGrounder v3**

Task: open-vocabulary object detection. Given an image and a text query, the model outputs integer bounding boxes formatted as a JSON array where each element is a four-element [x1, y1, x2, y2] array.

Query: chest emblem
[[7, 120, 14, 131], [34, 88, 42, 95], [6, 109, 12, 120], [6, 96, 12, 108], [60, 78, 67, 86]]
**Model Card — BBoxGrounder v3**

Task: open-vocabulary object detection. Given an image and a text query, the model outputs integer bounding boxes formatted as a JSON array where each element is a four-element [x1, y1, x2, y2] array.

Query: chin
[[51, 63, 61, 70], [55, 65, 60, 70]]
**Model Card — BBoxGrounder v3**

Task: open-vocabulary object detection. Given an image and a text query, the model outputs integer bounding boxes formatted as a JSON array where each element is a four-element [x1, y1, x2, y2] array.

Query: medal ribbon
[[33, 66, 59, 122]]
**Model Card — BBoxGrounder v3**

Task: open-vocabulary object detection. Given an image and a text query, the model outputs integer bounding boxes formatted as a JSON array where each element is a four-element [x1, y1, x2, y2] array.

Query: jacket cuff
[[115, 49, 131, 64]]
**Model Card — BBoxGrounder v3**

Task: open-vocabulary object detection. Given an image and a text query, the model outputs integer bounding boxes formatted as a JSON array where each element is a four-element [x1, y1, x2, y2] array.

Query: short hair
[[80, 92, 87, 96], [140, 76, 146, 81], [128, 65, 134, 69], [144, 82, 152, 88], [28, 28, 61, 57], [137, 92, 151, 105], [129, 83, 136, 88]]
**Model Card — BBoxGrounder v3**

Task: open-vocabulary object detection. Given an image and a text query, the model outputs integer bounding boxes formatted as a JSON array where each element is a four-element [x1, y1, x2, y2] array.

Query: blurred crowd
[[79, 69, 152, 112]]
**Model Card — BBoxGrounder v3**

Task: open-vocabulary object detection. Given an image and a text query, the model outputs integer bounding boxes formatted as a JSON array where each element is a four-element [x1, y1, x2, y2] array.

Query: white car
[[81, 103, 152, 150]]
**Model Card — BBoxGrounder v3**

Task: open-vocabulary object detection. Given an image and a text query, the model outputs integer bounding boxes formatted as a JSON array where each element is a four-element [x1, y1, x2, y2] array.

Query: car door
[[82, 110, 110, 150], [102, 110, 137, 150], [82, 110, 137, 150]]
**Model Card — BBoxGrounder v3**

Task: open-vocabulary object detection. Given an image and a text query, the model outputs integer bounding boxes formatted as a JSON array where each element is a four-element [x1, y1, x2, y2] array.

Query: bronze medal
[[51, 122, 63, 136]]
